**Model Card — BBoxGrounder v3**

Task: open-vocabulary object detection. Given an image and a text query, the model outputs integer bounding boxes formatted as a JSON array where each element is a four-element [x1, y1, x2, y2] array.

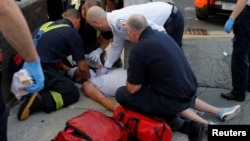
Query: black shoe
[[188, 121, 205, 141], [112, 58, 122, 68], [221, 92, 245, 102], [18, 93, 43, 121]]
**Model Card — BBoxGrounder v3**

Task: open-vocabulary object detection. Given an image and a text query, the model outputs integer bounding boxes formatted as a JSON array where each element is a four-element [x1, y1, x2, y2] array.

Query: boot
[[18, 93, 44, 121]]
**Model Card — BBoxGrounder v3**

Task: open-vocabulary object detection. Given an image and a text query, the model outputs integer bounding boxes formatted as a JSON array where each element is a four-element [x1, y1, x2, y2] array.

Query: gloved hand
[[89, 48, 103, 63], [85, 54, 103, 69], [224, 18, 234, 33], [96, 67, 109, 76], [22, 59, 44, 93]]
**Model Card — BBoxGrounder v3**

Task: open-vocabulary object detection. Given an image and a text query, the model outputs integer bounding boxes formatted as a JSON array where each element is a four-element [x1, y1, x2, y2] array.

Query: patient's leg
[[180, 108, 209, 127], [193, 98, 220, 115]]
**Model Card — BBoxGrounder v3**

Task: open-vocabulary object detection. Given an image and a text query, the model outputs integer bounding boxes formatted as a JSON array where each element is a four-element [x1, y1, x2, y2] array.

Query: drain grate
[[184, 28, 208, 35]]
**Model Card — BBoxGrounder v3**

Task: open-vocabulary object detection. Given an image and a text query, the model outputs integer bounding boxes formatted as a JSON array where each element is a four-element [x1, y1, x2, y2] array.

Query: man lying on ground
[[67, 67, 240, 127]]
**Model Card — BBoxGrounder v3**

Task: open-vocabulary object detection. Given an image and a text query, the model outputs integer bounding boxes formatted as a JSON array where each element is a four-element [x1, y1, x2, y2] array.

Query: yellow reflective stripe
[[43, 24, 69, 32], [39, 21, 53, 31], [39, 22, 69, 33], [96, 30, 101, 38], [74, 0, 81, 10], [49, 91, 64, 110], [75, 3, 80, 10]]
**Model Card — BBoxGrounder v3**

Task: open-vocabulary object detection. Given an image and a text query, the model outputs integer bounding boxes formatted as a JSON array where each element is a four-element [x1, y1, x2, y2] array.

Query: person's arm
[[76, 60, 90, 82], [0, 0, 39, 62], [88, 33, 112, 64], [230, 0, 248, 20], [0, 0, 44, 93], [99, 34, 112, 50], [224, 0, 248, 33], [104, 35, 125, 68]]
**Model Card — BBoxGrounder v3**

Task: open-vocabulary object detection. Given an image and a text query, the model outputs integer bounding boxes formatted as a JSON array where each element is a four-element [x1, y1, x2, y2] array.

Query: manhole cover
[[184, 28, 208, 35]]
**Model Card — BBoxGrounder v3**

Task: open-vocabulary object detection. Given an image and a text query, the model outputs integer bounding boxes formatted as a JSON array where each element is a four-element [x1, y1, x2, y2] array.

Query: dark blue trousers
[[40, 64, 80, 113], [0, 84, 9, 141], [231, 6, 250, 99], [164, 9, 184, 47], [115, 86, 196, 131]]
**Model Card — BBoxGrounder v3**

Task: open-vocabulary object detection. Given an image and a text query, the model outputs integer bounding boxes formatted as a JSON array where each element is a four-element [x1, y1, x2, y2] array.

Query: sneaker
[[204, 120, 218, 132], [188, 121, 205, 141], [221, 92, 245, 101], [216, 105, 241, 122], [18, 93, 43, 121], [208, 120, 219, 125]]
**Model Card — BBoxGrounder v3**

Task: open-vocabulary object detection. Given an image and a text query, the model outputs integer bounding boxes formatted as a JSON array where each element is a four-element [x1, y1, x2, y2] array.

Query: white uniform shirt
[[89, 69, 127, 96], [105, 2, 173, 68], [247, 0, 250, 6]]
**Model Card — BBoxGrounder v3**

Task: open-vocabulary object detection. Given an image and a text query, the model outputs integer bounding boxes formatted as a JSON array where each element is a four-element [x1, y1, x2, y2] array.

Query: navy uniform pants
[[40, 64, 80, 113], [231, 6, 250, 99], [163, 6, 184, 47], [116, 86, 196, 131], [0, 83, 9, 141]]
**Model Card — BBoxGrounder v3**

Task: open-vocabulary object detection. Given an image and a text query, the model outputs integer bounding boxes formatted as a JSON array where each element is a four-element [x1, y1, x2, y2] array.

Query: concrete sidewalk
[[7, 87, 249, 141]]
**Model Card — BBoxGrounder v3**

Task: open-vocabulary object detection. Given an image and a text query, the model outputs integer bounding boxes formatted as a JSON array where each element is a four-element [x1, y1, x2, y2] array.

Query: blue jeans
[[231, 6, 250, 99]]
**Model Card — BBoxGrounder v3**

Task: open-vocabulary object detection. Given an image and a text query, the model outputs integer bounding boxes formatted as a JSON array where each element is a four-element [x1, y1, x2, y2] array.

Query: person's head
[[80, 0, 100, 20], [124, 14, 148, 44], [86, 6, 110, 32], [62, 9, 81, 31]]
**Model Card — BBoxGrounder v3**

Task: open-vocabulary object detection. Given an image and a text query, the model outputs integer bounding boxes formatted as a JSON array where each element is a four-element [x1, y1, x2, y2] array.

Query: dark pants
[[231, 6, 250, 99], [40, 64, 80, 112], [164, 9, 184, 47], [0, 84, 9, 141], [115, 86, 195, 131]]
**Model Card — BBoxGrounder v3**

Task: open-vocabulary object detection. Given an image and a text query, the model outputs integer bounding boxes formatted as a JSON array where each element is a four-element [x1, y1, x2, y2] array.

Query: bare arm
[[99, 35, 112, 50], [230, 0, 248, 20], [76, 60, 90, 82], [126, 81, 141, 94], [0, 0, 39, 62], [0, 0, 44, 93]]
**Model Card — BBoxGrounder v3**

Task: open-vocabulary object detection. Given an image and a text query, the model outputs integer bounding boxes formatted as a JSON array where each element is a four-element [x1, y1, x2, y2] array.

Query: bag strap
[[33, 21, 69, 46]]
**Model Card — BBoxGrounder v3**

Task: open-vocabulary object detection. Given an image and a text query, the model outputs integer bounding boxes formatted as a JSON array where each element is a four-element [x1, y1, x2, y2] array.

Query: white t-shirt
[[89, 69, 127, 97], [105, 2, 173, 68]]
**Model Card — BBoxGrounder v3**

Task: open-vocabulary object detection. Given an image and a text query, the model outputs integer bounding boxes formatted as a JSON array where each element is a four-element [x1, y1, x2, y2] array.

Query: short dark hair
[[62, 8, 81, 19]]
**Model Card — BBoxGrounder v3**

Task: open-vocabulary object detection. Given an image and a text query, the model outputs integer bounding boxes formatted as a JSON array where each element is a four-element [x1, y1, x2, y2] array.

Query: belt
[[165, 5, 178, 25]]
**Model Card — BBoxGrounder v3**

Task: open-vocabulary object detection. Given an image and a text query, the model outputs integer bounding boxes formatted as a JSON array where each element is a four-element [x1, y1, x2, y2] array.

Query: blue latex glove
[[89, 48, 103, 63], [22, 59, 44, 93], [224, 18, 234, 33], [96, 67, 109, 76]]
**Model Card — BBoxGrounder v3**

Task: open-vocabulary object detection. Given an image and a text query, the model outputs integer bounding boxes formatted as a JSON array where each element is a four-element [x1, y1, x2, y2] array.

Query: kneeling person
[[18, 9, 90, 121]]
